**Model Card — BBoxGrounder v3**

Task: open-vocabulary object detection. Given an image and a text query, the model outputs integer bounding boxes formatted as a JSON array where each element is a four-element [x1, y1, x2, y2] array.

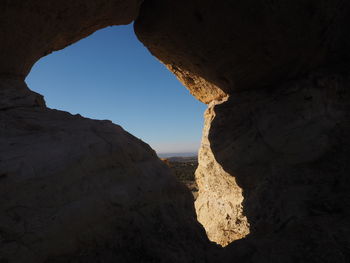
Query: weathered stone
[[212, 72, 350, 262], [195, 98, 250, 246], [0, 2, 216, 261], [0, 81, 213, 262], [135, 0, 350, 99], [0, 0, 142, 79], [163, 65, 226, 104], [1, 0, 350, 262], [136, 1, 350, 261]]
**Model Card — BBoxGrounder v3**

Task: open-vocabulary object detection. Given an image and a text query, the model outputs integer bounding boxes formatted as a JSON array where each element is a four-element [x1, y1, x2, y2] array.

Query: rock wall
[[195, 98, 250, 246], [214, 72, 350, 262], [135, 0, 350, 261], [135, 0, 350, 96], [0, 80, 212, 262], [1, 0, 350, 262], [0, 0, 142, 79], [0, 1, 214, 262]]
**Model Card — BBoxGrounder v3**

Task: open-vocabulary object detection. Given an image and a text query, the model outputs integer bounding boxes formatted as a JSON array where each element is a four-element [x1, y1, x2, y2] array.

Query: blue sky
[[25, 24, 206, 154]]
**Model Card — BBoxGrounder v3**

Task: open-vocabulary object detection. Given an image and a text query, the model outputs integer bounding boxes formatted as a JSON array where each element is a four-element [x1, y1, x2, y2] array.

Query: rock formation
[[215, 71, 350, 262], [135, 0, 350, 261], [0, 0, 142, 79], [0, 81, 212, 263], [195, 98, 250, 246], [0, 1, 213, 262], [1, 0, 350, 262], [135, 0, 350, 98]]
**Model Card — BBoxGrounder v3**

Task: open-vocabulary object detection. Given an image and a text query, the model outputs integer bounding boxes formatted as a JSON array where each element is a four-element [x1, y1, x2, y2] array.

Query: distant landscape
[[159, 154, 199, 199], [157, 152, 198, 158]]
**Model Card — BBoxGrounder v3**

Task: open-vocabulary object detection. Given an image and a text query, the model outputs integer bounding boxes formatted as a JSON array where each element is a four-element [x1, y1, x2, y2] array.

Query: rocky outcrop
[[135, 0, 350, 96], [0, 1, 215, 261], [135, 0, 350, 261], [195, 99, 250, 246], [0, 0, 142, 79], [0, 80, 212, 262], [164, 65, 226, 104], [1, 0, 350, 262], [213, 72, 350, 262]]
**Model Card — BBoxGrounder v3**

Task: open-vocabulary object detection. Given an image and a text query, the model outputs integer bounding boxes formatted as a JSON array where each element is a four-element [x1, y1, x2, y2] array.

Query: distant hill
[[167, 156, 197, 163], [157, 152, 197, 158]]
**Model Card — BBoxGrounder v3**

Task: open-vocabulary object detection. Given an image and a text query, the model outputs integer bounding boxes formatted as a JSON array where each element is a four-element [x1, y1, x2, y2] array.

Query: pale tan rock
[[164, 65, 227, 104], [195, 98, 250, 246]]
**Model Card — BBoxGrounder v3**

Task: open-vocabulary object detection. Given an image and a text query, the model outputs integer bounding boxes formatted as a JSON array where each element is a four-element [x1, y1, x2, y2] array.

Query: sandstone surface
[[0, 80, 212, 262], [195, 100, 250, 246]]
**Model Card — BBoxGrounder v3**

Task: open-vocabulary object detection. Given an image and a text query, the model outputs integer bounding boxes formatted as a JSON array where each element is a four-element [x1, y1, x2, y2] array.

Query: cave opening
[[2, 2, 350, 261], [24, 23, 250, 248], [26, 24, 206, 157]]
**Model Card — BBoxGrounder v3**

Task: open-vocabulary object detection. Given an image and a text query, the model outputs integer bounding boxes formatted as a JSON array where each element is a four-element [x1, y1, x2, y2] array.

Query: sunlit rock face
[[194, 98, 249, 246], [136, 0, 350, 261], [0, 0, 142, 79], [0, 80, 212, 262]]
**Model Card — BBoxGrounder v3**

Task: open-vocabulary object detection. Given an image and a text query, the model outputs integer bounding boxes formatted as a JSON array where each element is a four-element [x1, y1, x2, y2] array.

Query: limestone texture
[[195, 98, 250, 246]]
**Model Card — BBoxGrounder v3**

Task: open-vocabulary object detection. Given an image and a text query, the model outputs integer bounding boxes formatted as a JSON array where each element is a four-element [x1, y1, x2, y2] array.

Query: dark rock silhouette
[[136, 0, 350, 261], [1, 0, 349, 262]]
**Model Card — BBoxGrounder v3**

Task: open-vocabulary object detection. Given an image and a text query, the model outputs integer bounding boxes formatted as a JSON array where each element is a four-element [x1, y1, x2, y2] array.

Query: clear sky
[[25, 24, 206, 154]]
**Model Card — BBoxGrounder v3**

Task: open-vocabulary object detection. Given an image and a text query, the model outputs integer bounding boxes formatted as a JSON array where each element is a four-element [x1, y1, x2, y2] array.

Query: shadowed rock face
[[1, 0, 350, 262], [135, 0, 350, 99], [0, 80, 213, 263], [0, 0, 142, 79], [0, 1, 214, 262], [135, 0, 350, 261], [213, 72, 350, 262]]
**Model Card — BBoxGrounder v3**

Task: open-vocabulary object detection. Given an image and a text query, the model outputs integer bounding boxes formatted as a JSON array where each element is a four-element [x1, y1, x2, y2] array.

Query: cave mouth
[[25, 24, 206, 157], [25, 23, 249, 248]]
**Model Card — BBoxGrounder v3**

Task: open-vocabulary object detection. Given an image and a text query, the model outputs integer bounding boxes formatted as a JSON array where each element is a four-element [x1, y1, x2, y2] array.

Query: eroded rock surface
[[0, 1, 217, 262], [195, 99, 250, 246], [0, 80, 213, 262], [0, 0, 142, 79], [136, 0, 350, 261], [215, 72, 350, 262], [135, 0, 350, 98], [1, 0, 350, 262]]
